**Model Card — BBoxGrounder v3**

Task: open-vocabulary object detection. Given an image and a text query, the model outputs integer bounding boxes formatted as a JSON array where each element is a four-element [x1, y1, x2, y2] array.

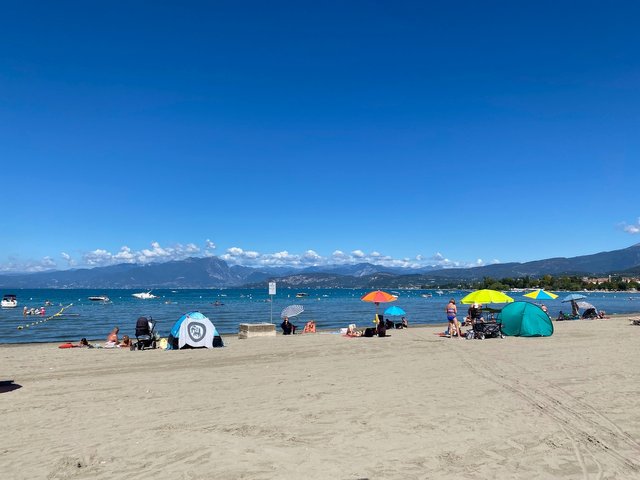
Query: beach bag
[[363, 327, 376, 337]]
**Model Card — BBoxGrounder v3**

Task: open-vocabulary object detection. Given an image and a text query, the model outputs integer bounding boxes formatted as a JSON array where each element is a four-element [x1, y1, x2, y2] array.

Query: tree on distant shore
[[420, 274, 638, 291]]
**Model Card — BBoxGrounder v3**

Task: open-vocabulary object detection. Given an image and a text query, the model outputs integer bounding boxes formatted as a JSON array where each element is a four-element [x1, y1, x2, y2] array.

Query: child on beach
[[303, 320, 316, 333]]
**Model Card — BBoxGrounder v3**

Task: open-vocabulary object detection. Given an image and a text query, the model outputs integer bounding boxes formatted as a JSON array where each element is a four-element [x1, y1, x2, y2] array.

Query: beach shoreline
[[1, 316, 640, 479]]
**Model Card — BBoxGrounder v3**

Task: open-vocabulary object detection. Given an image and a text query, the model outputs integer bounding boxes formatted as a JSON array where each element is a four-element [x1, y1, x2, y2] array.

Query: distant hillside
[[245, 244, 640, 288], [1, 243, 639, 289], [0, 257, 244, 288]]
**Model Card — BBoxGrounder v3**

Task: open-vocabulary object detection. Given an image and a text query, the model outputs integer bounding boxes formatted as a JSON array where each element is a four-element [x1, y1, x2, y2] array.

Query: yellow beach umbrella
[[523, 289, 558, 300], [460, 289, 514, 305]]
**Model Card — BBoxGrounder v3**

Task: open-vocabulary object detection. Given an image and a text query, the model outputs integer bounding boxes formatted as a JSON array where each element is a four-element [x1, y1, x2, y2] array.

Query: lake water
[[1, 288, 639, 344]]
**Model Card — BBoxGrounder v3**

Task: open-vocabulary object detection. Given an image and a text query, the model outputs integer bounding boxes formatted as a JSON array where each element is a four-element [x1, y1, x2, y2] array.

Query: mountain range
[[1, 243, 640, 289]]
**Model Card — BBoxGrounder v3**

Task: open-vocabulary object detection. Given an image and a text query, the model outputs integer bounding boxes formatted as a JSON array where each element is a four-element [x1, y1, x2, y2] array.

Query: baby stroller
[[466, 320, 504, 340], [135, 316, 157, 350]]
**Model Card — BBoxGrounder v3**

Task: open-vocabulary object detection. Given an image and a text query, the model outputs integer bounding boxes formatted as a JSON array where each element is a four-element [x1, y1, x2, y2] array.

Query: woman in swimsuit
[[105, 326, 119, 347], [445, 299, 461, 338]]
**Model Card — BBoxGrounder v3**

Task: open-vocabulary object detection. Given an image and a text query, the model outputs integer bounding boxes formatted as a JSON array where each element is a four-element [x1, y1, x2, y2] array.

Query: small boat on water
[[132, 291, 157, 299], [295, 292, 309, 298], [421, 293, 433, 298], [1, 294, 18, 308], [88, 295, 110, 302]]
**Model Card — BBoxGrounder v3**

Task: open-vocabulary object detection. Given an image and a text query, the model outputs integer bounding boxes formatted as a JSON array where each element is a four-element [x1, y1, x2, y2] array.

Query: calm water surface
[[1, 288, 639, 344]]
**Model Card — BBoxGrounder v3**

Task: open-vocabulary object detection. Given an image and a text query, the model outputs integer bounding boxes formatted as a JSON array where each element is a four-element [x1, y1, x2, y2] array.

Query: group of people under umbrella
[[279, 290, 409, 337], [277, 288, 602, 338]]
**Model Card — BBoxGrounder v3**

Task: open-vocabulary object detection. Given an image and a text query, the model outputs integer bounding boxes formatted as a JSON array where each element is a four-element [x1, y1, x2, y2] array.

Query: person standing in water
[[445, 298, 461, 338]]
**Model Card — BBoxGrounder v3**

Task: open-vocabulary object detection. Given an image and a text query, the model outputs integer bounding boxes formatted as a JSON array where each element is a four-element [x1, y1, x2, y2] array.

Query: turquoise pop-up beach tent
[[499, 302, 553, 337]]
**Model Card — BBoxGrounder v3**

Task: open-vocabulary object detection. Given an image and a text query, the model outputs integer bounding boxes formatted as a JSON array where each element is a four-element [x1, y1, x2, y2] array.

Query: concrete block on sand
[[238, 323, 276, 339]]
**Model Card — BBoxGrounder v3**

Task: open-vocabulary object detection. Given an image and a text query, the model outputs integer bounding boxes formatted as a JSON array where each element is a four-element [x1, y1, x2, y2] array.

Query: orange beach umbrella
[[361, 290, 397, 304], [361, 290, 397, 318]]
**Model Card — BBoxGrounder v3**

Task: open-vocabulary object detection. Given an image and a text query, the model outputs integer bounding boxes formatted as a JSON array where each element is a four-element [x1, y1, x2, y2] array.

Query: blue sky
[[1, 1, 639, 272]]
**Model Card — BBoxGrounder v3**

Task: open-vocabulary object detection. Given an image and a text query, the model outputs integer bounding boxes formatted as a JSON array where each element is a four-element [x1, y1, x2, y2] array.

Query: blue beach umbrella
[[384, 305, 406, 316], [561, 293, 587, 303]]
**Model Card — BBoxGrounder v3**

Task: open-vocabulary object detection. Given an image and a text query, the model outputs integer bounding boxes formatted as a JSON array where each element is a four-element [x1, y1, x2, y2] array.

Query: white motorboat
[[1, 294, 18, 308], [132, 291, 157, 299], [88, 295, 110, 302]]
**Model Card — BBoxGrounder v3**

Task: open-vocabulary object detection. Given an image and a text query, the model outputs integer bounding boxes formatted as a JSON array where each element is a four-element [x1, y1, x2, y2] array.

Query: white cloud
[[0, 254, 60, 273], [204, 239, 216, 256], [221, 246, 261, 264], [113, 246, 136, 263], [621, 218, 640, 234], [302, 250, 321, 263], [84, 249, 113, 266], [61, 252, 76, 267], [139, 241, 170, 262], [0, 238, 500, 273], [185, 243, 200, 254]]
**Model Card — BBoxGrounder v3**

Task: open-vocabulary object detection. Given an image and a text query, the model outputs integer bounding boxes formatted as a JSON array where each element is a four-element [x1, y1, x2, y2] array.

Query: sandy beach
[[1, 316, 639, 479]]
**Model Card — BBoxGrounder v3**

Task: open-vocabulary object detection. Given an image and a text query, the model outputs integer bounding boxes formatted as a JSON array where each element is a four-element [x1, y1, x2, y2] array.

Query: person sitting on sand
[[105, 327, 119, 347], [466, 303, 483, 326], [395, 316, 408, 329], [119, 335, 131, 349], [281, 317, 297, 335], [303, 319, 316, 333], [346, 324, 362, 337], [78, 338, 93, 348]]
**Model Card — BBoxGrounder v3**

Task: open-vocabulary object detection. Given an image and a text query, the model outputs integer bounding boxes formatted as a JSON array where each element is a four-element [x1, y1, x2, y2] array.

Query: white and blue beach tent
[[167, 311, 224, 349]]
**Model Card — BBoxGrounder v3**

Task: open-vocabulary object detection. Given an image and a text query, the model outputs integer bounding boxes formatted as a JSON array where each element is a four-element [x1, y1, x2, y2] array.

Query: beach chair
[[135, 316, 157, 350], [466, 319, 504, 340]]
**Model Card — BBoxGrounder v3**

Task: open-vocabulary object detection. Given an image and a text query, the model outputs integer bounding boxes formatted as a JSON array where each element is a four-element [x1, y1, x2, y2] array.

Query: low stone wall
[[238, 323, 276, 339]]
